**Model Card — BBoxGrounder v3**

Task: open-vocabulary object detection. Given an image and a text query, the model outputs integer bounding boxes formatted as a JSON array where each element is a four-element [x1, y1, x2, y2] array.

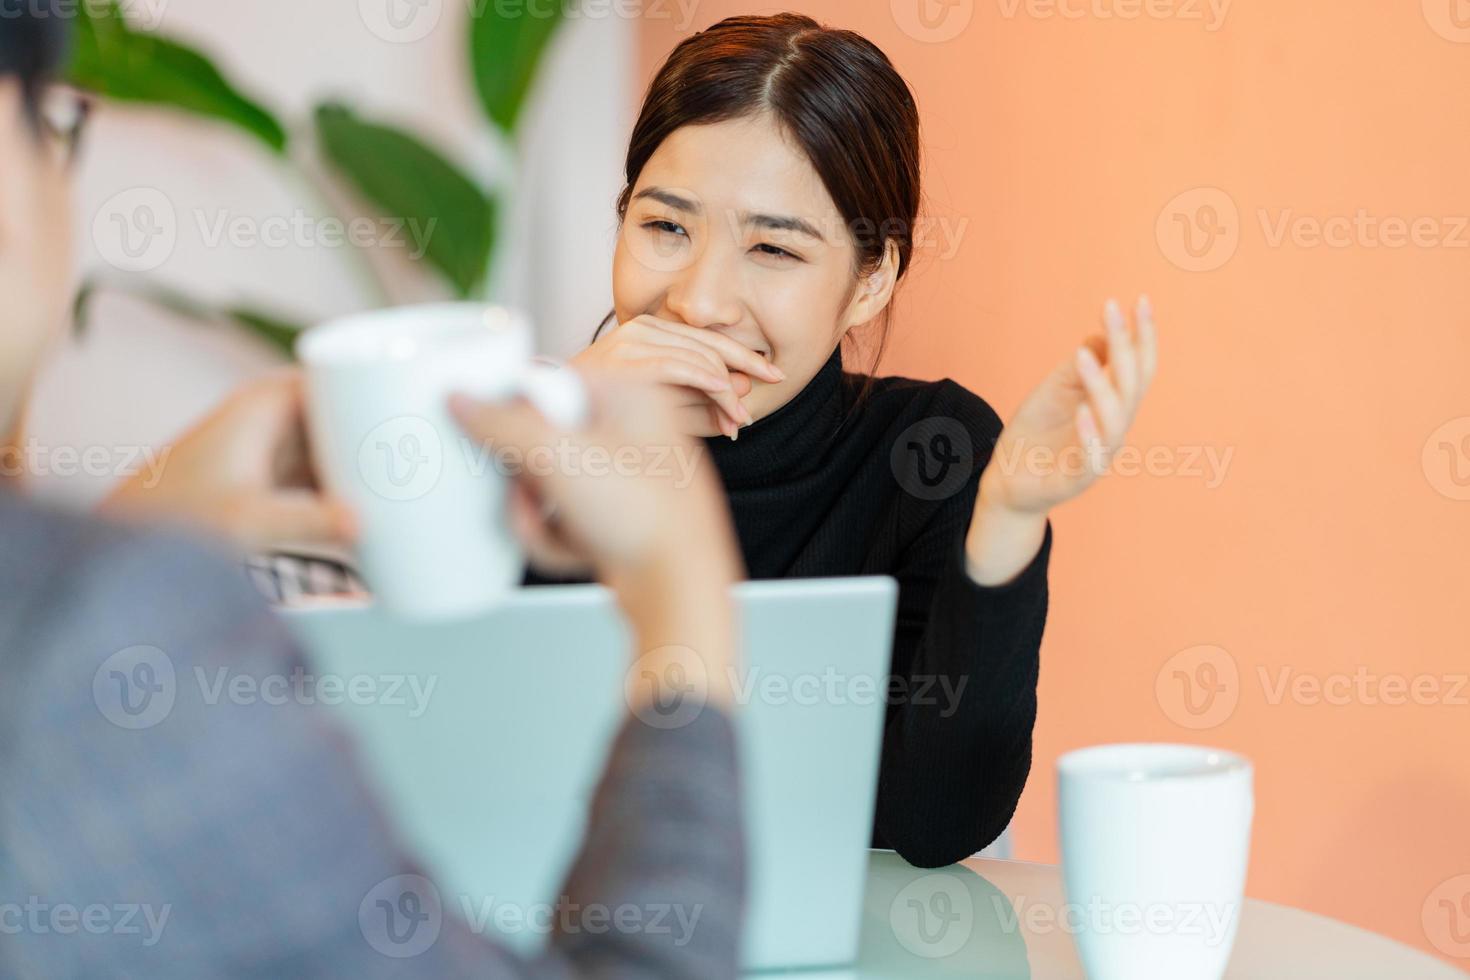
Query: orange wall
[[641, 0, 1470, 967]]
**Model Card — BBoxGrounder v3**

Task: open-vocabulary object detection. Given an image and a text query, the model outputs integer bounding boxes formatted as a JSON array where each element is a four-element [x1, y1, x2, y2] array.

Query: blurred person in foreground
[[0, 7, 747, 978]]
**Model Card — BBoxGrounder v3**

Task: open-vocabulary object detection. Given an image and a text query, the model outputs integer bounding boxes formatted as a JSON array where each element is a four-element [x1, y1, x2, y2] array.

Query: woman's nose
[[665, 253, 743, 331]]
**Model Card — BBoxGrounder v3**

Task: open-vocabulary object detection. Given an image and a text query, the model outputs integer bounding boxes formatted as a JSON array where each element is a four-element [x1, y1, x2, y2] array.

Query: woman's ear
[[839, 239, 901, 333]]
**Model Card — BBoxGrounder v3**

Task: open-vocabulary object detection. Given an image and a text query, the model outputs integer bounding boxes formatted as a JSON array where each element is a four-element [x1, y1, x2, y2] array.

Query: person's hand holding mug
[[101, 371, 355, 552], [451, 369, 743, 713]]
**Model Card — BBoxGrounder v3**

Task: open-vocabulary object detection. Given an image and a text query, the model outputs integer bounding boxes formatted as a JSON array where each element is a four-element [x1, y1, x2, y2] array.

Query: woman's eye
[[754, 243, 800, 262], [644, 220, 687, 237]]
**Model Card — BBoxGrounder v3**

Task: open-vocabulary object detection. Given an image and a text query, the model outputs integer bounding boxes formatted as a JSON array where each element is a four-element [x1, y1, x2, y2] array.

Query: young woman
[[105, 13, 1156, 870], [530, 12, 1159, 868]]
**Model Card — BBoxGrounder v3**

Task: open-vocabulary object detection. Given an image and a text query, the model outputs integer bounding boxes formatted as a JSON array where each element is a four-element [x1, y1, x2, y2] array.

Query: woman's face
[[612, 113, 895, 433]]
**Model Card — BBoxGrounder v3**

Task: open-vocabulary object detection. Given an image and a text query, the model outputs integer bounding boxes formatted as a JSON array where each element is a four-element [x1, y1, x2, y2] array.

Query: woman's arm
[[871, 467, 1052, 867], [874, 297, 1157, 867]]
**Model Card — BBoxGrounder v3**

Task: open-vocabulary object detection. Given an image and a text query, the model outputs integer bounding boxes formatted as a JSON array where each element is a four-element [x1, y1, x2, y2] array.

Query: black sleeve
[[872, 417, 1052, 868]]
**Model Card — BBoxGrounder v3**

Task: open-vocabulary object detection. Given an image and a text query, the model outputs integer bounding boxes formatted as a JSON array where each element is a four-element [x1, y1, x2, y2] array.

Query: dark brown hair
[[0, 0, 71, 128], [597, 12, 923, 399]]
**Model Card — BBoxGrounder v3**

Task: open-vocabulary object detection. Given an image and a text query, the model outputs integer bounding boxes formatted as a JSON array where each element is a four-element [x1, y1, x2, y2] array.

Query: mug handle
[[519, 358, 590, 430]]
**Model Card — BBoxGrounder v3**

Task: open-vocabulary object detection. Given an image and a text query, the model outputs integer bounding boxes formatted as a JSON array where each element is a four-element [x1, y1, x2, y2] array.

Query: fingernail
[[1104, 298, 1125, 332], [448, 392, 477, 420], [1137, 294, 1153, 319], [770, 364, 787, 381], [1077, 346, 1100, 376]]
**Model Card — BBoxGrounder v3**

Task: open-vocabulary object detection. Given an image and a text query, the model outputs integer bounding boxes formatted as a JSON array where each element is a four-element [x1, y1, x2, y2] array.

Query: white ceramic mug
[[1057, 743, 1254, 980], [297, 303, 587, 619]]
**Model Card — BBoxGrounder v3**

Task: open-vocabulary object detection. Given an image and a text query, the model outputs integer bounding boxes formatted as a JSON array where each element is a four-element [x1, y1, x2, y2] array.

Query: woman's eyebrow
[[634, 186, 827, 243], [633, 187, 701, 214], [742, 211, 826, 243]]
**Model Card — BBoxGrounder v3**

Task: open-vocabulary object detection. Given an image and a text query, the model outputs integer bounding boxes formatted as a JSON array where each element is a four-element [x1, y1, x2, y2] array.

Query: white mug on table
[[1057, 743, 1254, 980], [297, 303, 587, 619]]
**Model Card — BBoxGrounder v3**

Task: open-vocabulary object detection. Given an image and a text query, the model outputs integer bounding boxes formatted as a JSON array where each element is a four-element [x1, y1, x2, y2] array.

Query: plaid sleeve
[[0, 518, 743, 979]]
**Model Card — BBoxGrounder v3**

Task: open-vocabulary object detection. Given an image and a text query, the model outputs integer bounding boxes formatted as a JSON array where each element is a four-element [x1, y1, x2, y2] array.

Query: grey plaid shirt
[[0, 492, 745, 978]]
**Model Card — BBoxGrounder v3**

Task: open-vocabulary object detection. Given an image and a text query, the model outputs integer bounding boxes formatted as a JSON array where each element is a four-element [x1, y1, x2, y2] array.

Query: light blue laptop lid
[[281, 576, 898, 971]]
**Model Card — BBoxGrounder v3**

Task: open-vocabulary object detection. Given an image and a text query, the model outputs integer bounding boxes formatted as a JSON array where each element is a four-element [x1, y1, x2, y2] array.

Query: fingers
[[1136, 295, 1159, 391], [640, 316, 785, 384], [620, 345, 751, 433], [507, 481, 588, 576], [1075, 344, 1128, 447], [1103, 299, 1138, 406], [1075, 295, 1159, 450], [224, 491, 357, 549], [448, 392, 557, 458]]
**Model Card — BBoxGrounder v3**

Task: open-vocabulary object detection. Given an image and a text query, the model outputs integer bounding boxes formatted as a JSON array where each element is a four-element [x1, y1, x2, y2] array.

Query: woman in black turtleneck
[[530, 14, 1158, 869]]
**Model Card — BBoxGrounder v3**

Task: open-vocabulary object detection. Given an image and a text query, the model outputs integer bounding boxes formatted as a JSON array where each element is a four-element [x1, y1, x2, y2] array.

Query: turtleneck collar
[[704, 345, 851, 490]]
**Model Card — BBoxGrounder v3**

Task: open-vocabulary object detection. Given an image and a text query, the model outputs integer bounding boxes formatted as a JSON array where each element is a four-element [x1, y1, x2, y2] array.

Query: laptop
[[281, 575, 898, 970]]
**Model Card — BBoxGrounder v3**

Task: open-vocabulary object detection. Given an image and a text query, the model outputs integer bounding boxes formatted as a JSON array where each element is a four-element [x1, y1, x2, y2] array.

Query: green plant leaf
[[225, 308, 308, 358], [73, 279, 306, 358], [314, 103, 495, 298], [470, 0, 564, 133], [67, 0, 287, 153]]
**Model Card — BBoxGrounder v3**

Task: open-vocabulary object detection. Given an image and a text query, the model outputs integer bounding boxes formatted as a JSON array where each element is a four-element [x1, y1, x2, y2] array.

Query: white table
[[753, 851, 1466, 978]]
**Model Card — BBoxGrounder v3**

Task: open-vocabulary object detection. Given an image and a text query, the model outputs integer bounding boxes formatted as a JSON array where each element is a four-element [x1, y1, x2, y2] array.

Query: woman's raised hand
[[980, 296, 1159, 516], [964, 297, 1158, 587], [570, 314, 785, 439]]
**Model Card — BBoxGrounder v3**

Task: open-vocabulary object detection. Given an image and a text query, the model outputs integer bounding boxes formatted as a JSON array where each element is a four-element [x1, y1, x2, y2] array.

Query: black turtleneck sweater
[[525, 347, 1052, 868]]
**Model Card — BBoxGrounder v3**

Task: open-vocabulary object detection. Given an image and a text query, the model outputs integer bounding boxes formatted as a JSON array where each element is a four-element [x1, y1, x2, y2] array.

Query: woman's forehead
[[636, 117, 842, 225]]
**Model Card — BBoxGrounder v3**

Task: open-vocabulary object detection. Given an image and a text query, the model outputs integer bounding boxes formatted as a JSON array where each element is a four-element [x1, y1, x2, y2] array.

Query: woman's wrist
[[964, 473, 1049, 587]]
